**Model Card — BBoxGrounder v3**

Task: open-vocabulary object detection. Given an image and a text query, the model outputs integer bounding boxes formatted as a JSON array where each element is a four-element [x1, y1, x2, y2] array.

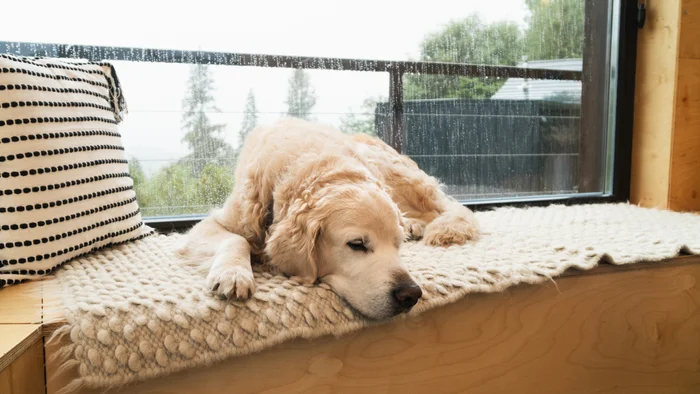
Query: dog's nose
[[392, 283, 423, 312]]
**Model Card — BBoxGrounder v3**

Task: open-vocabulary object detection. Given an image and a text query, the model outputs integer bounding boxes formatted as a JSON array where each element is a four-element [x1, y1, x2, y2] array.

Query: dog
[[177, 118, 479, 320]]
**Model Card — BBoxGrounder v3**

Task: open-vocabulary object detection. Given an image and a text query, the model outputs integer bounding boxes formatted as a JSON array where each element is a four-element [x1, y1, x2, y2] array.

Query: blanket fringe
[[55, 376, 86, 394], [54, 358, 80, 378], [46, 325, 71, 347], [49, 334, 85, 394]]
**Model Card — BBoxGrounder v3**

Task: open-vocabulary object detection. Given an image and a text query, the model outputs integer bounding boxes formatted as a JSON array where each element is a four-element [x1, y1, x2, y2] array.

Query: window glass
[[0, 0, 615, 219]]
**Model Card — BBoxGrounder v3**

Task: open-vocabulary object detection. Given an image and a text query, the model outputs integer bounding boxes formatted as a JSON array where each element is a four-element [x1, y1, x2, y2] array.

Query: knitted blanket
[[47, 203, 700, 392]]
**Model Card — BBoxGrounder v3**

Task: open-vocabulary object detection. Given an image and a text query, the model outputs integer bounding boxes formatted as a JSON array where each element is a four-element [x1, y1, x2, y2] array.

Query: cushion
[[0, 54, 154, 288]]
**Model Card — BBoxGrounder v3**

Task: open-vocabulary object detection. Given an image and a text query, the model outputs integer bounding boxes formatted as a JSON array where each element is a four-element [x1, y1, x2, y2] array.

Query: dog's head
[[265, 157, 422, 320]]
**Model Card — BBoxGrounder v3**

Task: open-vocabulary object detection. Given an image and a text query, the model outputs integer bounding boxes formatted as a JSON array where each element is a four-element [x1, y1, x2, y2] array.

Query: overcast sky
[[1, 0, 530, 174]]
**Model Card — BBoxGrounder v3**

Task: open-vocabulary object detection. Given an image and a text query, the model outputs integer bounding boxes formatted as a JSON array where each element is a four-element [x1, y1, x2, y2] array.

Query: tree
[[128, 157, 146, 189], [339, 96, 386, 136], [524, 0, 585, 61], [134, 160, 236, 217], [404, 15, 522, 100], [195, 163, 235, 208], [181, 64, 234, 176], [237, 89, 258, 151], [144, 162, 199, 216], [285, 69, 317, 120], [128, 157, 149, 207]]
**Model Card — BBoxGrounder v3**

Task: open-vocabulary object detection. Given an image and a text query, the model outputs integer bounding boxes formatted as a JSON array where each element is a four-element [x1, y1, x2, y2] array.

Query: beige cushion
[[0, 54, 154, 288]]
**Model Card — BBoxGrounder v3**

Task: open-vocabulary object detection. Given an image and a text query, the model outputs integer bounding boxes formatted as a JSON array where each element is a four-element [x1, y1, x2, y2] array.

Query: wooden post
[[668, 0, 700, 211], [631, 0, 700, 212]]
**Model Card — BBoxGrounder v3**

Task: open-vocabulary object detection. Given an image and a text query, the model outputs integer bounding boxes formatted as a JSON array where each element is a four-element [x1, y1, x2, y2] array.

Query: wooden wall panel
[[632, 0, 700, 211], [679, 0, 700, 59], [669, 1, 700, 211], [630, 0, 681, 208]]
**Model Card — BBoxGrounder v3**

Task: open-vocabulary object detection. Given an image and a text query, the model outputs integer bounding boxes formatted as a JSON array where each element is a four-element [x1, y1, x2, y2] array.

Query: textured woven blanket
[[47, 203, 700, 391]]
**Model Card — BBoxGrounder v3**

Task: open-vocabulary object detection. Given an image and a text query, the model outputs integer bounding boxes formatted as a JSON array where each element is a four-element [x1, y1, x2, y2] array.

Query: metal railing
[[0, 41, 583, 153]]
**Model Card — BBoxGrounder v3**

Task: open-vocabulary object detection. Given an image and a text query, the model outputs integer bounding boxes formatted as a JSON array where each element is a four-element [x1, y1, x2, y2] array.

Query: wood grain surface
[[45, 260, 700, 394]]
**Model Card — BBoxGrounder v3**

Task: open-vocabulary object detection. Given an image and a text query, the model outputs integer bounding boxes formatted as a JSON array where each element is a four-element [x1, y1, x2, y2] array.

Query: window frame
[[0, 0, 639, 232]]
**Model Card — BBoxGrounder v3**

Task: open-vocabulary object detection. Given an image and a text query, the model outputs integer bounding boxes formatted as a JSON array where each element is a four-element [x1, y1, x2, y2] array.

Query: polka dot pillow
[[0, 54, 154, 288]]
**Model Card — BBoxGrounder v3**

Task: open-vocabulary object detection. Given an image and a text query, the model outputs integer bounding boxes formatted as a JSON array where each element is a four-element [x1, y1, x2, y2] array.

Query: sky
[[0, 0, 530, 175]]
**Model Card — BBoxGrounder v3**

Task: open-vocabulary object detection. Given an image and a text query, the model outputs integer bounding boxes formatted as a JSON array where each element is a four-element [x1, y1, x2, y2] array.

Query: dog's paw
[[423, 215, 479, 247], [403, 218, 425, 241], [207, 265, 256, 301]]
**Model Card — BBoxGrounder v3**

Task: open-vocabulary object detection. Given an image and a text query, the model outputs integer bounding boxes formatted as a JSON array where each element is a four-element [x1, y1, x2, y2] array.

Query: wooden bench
[[3, 255, 700, 394], [0, 280, 44, 394]]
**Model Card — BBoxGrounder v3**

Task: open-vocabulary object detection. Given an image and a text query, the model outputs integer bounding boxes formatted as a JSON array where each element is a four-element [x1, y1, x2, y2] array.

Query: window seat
[[2, 202, 700, 394]]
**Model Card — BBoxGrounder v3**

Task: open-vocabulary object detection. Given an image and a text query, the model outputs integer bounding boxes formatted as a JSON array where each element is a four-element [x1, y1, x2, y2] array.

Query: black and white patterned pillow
[[0, 54, 154, 288]]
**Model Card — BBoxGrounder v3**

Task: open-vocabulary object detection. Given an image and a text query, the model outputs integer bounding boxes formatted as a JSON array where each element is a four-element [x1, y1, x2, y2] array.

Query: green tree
[[238, 89, 258, 151], [136, 161, 236, 217], [181, 64, 233, 176], [404, 15, 522, 100], [128, 157, 149, 207], [340, 96, 386, 136], [285, 69, 317, 120], [524, 0, 585, 61], [128, 157, 146, 189], [135, 63, 241, 218], [144, 163, 199, 217], [195, 163, 235, 208]]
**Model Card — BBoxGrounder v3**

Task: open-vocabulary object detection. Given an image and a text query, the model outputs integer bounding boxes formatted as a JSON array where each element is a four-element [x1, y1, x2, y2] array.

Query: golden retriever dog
[[177, 118, 479, 320]]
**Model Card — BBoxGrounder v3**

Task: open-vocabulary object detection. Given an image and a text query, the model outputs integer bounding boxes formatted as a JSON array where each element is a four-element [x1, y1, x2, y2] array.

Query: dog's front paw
[[207, 265, 256, 300], [423, 214, 479, 247], [403, 218, 425, 241]]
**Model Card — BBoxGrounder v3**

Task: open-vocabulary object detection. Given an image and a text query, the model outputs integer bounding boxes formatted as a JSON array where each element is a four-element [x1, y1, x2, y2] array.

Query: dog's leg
[[177, 214, 256, 300], [400, 196, 479, 246], [207, 235, 255, 300], [351, 135, 479, 246], [402, 217, 426, 241], [422, 200, 479, 247], [380, 155, 479, 246]]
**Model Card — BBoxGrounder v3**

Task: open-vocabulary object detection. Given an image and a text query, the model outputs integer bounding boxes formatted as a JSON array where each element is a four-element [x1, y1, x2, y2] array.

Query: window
[[0, 0, 637, 226]]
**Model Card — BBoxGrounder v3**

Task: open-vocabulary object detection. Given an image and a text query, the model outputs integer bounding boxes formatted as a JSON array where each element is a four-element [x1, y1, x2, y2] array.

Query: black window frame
[[0, 0, 639, 233]]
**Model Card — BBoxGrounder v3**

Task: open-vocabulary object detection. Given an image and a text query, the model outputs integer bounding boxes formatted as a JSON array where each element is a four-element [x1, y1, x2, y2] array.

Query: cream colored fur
[[177, 118, 479, 319]]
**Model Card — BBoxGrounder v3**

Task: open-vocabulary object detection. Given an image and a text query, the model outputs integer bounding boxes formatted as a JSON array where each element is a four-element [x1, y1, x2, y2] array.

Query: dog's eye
[[347, 239, 368, 252]]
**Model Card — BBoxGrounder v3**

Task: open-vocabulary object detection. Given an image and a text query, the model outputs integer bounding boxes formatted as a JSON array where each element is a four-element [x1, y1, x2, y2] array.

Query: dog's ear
[[264, 198, 322, 284]]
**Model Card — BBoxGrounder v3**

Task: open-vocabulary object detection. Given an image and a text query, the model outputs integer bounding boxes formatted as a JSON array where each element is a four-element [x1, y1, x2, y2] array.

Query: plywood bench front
[[43, 256, 700, 394]]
